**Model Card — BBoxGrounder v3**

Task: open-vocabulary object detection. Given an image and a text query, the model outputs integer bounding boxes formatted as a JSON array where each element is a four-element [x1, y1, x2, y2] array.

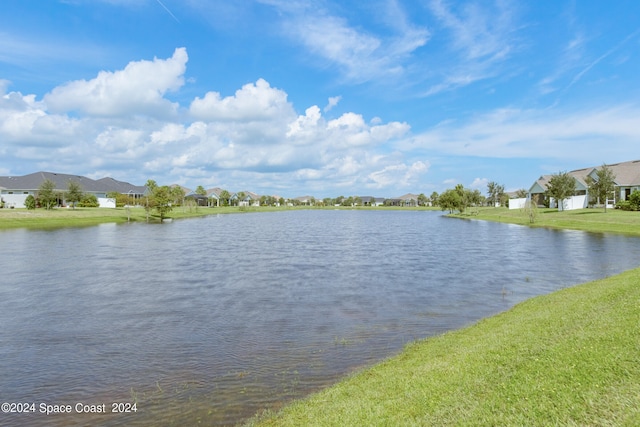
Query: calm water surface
[[1, 210, 640, 425]]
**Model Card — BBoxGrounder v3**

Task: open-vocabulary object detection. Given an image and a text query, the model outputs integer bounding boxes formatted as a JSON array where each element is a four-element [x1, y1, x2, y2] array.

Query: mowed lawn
[[452, 206, 640, 236], [0, 206, 245, 230]]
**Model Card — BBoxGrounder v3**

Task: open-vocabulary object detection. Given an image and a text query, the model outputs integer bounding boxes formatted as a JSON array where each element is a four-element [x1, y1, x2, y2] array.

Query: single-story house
[[206, 187, 226, 206], [0, 171, 147, 208], [232, 191, 261, 207], [529, 160, 640, 210], [386, 193, 419, 207], [293, 196, 315, 205], [356, 196, 385, 206]]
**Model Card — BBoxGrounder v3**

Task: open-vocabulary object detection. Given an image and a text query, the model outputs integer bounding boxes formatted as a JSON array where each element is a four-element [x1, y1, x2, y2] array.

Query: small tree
[[150, 185, 173, 222], [523, 199, 538, 223], [430, 191, 439, 207], [438, 189, 462, 213], [220, 190, 231, 206], [585, 164, 616, 212], [545, 171, 576, 211], [38, 179, 58, 210], [66, 180, 83, 209], [195, 185, 207, 196], [515, 189, 528, 198]]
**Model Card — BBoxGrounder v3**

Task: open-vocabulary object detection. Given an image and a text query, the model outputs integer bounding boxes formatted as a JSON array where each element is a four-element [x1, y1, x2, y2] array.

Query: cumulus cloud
[[366, 160, 430, 189], [190, 78, 294, 122], [44, 47, 188, 117], [2, 47, 418, 193]]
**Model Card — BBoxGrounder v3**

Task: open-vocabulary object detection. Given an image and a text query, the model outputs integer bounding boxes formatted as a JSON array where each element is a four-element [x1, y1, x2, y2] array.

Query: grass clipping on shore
[[250, 268, 640, 426]]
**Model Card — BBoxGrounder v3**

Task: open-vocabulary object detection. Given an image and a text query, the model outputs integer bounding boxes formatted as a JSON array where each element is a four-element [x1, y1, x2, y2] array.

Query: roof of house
[[605, 160, 640, 185], [396, 193, 419, 200], [206, 187, 226, 198], [0, 171, 147, 194]]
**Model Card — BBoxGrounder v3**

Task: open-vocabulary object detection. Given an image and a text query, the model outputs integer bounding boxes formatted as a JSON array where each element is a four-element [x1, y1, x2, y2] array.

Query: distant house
[[206, 187, 225, 206], [387, 193, 419, 207], [293, 195, 315, 205], [0, 171, 147, 208], [358, 196, 384, 206], [232, 191, 261, 207], [184, 191, 208, 206], [529, 160, 640, 210]]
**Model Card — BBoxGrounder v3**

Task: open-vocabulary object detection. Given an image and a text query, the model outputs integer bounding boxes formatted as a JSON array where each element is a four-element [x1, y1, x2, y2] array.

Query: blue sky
[[1, 0, 639, 198]]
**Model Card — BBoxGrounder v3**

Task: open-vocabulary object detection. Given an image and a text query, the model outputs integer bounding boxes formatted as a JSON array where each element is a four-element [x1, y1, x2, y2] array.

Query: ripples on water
[[1, 210, 640, 426]]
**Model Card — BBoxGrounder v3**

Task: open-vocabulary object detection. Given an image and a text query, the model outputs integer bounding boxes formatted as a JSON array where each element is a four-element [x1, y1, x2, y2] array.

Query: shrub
[[25, 194, 36, 210], [78, 194, 99, 208], [629, 190, 640, 211], [616, 200, 632, 211]]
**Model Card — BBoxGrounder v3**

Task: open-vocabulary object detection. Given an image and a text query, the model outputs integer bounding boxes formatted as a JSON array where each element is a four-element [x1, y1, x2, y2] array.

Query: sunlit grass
[[451, 207, 640, 236]]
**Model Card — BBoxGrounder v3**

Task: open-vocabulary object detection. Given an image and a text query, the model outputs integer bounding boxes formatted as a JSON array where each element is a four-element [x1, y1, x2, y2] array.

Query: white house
[[528, 160, 640, 210], [0, 171, 147, 208]]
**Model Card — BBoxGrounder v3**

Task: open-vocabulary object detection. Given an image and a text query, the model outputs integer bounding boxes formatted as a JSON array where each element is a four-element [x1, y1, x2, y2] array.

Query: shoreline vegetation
[[2, 204, 639, 235], [3, 206, 639, 425]]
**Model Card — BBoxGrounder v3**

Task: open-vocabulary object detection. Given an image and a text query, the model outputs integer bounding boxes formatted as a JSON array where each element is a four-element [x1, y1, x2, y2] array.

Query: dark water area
[[1, 210, 640, 425]]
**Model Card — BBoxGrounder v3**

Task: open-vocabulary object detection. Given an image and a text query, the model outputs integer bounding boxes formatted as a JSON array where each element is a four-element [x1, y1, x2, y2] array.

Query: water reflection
[[1, 210, 639, 426]]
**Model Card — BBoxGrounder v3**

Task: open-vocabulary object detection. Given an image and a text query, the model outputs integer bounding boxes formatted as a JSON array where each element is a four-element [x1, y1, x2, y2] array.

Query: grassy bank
[[450, 206, 640, 236], [249, 266, 640, 426], [0, 206, 231, 230]]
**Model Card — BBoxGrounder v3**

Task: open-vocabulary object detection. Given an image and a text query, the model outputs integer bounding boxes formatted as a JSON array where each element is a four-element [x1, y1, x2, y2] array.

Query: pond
[[1, 210, 640, 426]]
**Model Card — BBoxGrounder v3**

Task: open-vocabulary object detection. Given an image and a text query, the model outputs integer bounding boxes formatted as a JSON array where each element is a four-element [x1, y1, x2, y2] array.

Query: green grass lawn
[[248, 267, 640, 426], [451, 206, 640, 236]]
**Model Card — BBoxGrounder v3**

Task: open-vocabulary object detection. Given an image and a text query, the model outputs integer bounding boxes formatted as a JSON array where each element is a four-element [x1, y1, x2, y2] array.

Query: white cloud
[[44, 47, 188, 117], [366, 160, 430, 189], [1, 47, 416, 194], [324, 95, 341, 112], [470, 177, 488, 189], [264, 1, 429, 83], [404, 105, 640, 164], [423, 0, 518, 95], [190, 78, 294, 122]]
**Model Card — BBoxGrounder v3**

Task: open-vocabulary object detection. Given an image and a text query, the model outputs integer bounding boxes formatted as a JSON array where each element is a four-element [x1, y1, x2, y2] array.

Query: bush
[[25, 194, 36, 210], [629, 190, 640, 211], [78, 194, 99, 208]]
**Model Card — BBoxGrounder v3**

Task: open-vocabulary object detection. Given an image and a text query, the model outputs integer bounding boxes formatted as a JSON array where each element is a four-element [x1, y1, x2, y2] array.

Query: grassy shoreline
[[449, 206, 640, 236]]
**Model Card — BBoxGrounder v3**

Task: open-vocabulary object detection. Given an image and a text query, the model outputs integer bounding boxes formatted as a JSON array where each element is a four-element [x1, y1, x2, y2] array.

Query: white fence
[[508, 197, 527, 210], [2, 194, 116, 209], [550, 195, 588, 211]]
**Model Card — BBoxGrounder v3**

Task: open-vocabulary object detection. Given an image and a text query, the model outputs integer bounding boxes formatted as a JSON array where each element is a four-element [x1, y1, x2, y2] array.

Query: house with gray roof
[[529, 160, 640, 210], [0, 171, 147, 208]]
